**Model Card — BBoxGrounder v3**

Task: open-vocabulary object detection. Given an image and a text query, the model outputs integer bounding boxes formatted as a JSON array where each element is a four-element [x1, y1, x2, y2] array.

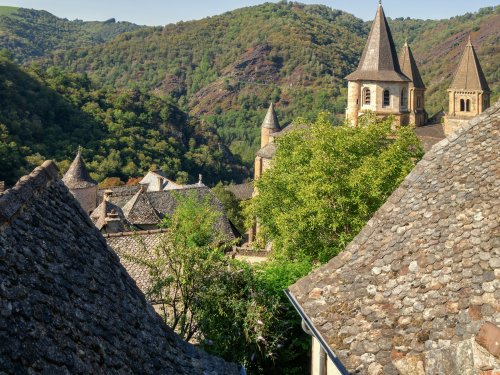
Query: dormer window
[[383, 90, 390, 107], [363, 88, 371, 105]]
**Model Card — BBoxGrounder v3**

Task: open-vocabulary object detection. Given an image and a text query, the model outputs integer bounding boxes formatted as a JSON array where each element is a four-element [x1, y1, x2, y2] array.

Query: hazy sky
[[2, 0, 498, 25]]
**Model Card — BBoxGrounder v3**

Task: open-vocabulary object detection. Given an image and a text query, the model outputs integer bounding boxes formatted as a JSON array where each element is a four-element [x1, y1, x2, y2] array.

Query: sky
[[1, 0, 498, 25]]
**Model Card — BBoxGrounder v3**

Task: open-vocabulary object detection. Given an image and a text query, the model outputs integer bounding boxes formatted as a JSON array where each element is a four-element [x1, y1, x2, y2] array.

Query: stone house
[[286, 102, 500, 374], [0, 161, 240, 374]]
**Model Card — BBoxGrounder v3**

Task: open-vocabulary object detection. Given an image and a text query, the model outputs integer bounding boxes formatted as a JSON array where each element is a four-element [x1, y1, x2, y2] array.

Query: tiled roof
[[450, 37, 490, 92], [262, 102, 280, 130], [399, 42, 426, 89], [226, 182, 254, 201], [0, 161, 239, 374], [288, 102, 500, 374], [346, 4, 410, 83], [62, 150, 97, 189]]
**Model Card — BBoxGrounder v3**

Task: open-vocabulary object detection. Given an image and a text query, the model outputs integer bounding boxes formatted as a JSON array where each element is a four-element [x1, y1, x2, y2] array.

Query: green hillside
[[35, 3, 498, 167], [0, 7, 142, 62], [0, 57, 246, 186]]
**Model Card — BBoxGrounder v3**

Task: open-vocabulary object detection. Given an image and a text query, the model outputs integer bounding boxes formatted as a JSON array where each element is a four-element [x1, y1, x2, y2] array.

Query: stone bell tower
[[444, 36, 490, 135], [345, 1, 411, 126]]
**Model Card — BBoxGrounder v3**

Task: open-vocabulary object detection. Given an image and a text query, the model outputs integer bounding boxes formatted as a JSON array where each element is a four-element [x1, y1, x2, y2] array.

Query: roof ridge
[[0, 161, 60, 228]]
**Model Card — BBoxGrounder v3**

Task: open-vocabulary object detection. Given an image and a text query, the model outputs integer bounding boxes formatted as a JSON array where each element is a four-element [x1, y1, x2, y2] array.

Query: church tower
[[260, 102, 280, 148], [399, 41, 427, 126], [444, 36, 490, 135], [345, 2, 410, 126], [62, 149, 98, 214]]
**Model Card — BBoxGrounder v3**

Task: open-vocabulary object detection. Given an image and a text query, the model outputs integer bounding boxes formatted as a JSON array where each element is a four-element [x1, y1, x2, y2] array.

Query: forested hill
[[37, 2, 499, 166], [0, 6, 142, 63], [0, 57, 247, 186]]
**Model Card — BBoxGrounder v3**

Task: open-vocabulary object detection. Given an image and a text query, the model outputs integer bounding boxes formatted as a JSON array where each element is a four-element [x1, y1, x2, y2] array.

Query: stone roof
[[122, 187, 161, 225], [346, 4, 410, 83], [414, 123, 446, 152], [62, 150, 97, 189], [98, 185, 238, 241], [261, 102, 280, 130], [225, 182, 254, 201], [399, 42, 426, 89], [90, 198, 128, 231], [449, 36, 490, 92], [0, 161, 239, 374], [288, 102, 500, 374], [256, 143, 277, 159], [105, 230, 166, 294]]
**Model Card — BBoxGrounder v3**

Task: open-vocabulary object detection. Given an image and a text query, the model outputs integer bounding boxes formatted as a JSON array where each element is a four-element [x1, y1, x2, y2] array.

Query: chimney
[[198, 174, 203, 185], [103, 189, 113, 201], [0, 181, 5, 193], [105, 209, 123, 233]]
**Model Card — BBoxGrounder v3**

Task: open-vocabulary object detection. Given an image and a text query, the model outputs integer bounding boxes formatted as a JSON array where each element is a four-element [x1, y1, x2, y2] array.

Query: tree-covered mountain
[[35, 2, 498, 167], [0, 56, 246, 186], [0, 6, 142, 63]]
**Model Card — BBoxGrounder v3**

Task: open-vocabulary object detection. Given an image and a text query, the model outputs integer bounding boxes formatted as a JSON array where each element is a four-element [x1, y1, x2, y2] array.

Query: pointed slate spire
[[346, 3, 409, 82], [399, 41, 425, 89], [62, 149, 97, 189], [261, 103, 280, 130], [449, 36, 490, 92]]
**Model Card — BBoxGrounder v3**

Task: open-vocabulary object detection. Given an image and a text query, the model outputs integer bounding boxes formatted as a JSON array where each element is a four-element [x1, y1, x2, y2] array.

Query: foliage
[[33, 3, 499, 165], [123, 192, 311, 374], [0, 8, 140, 63], [0, 57, 246, 186], [211, 183, 246, 234], [246, 113, 424, 263]]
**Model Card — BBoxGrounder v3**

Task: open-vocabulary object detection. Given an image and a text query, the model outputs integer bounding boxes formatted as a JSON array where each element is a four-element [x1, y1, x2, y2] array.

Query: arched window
[[460, 99, 465, 112], [416, 96, 422, 108], [363, 88, 371, 105], [401, 89, 407, 107], [466, 99, 470, 112], [383, 90, 390, 107]]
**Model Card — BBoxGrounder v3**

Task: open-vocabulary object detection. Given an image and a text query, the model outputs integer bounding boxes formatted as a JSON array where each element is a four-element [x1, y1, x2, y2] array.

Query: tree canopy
[[246, 113, 424, 263]]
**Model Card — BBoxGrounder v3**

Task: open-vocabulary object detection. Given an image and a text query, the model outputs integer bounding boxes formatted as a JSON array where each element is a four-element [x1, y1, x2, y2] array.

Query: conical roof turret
[[399, 41, 425, 89], [62, 149, 97, 189], [261, 103, 280, 130], [449, 36, 490, 92], [346, 3, 409, 82]]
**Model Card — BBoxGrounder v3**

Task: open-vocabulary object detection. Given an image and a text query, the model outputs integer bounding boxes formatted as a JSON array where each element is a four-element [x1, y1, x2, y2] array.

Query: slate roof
[[346, 4, 410, 82], [256, 143, 277, 159], [449, 37, 490, 92], [288, 102, 500, 374], [0, 161, 239, 374], [97, 185, 238, 241], [399, 42, 426, 89], [414, 123, 446, 152], [105, 230, 166, 294], [262, 102, 280, 130], [226, 182, 254, 201], [62, 150, 97, 189], [122, 187, 161, 225]]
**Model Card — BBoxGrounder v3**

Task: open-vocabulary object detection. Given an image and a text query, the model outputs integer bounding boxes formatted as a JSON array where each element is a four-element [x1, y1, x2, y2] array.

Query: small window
[[383, 90, 390, 107], [401, 89, 407, 107], [483, 99, 489, 110], [416, 96, 421, 108], [363, 88, 371, 105], [466, 99, 470, 112], [460, 99, 465, 112]]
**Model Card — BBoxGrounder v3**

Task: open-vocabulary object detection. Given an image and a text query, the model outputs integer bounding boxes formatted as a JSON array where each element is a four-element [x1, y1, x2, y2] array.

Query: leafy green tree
[[246, 113, 424, 263], [211, 183, 245, 234]]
